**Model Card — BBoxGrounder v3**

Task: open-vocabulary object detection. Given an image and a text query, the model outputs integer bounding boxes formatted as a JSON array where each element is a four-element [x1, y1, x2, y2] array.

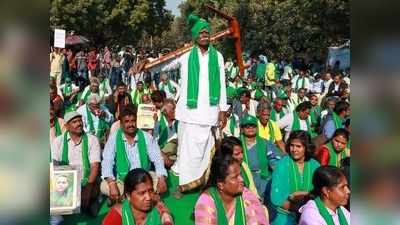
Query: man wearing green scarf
[[50, 102, 65, 144], [157, 13, 228, 192], [98, 73, 112, 100], [158, 72, 180, 100], [101, 107, 167, 203], [76, 94, 113, 147], [78, 77, 101, 107], [322, 101, 350, 140], [153, 99, 178, 168], [59, 77, 79, 113], [278, 101, 313, 141], [240, 114, 281, 199], [291, 68, 310, 92], [51, 111, 101, 214], [131, 81, 145, 106]]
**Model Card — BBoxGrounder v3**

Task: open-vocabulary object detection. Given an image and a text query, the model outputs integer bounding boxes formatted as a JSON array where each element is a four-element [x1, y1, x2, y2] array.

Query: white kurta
[[160, 47, 229, 187]]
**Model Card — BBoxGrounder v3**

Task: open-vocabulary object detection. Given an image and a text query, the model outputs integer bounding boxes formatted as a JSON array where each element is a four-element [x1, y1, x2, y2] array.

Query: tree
[[50, 0, 173, 47]]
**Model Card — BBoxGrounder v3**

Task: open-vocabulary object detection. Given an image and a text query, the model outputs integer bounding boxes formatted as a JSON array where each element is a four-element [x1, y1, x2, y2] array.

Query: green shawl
[[315, 197, 349, 225], [229, 115, 237, 136], [86, 105, 108, 140], [291, 112, 311, 134], [270, 109, 285, 122], [54, 118, 62, 137], [332, 112, 344, 129], [310, 105, 321, 126], [187, 45, 220, 109], [121, 199, 162, 225], [63, 84, 72, 95], [157, 113, 178, 149], [240, 135, 269, 179], [83, 89, 91, 103], [208, 187, 246, 225], [115, 128, 150, 181], [132, 90, 143, 105], [61, 132, 90, 186], [160, 81, 176, 94], [288, 157, 312, 193], [327, 142, 347, 168]]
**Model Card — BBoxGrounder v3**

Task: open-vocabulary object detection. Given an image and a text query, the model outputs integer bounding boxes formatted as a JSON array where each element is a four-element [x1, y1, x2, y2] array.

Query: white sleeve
[[218, 53, 229, 112], [277, 113, 292, 130]]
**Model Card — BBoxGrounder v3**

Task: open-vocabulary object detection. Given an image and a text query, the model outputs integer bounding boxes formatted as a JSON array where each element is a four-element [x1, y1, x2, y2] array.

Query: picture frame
[[50, 168, 80, 215]]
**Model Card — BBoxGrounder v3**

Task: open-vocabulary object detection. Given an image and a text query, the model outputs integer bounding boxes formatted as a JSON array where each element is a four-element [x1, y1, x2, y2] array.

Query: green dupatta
[[86, 105, 108, 140], [229, 115, 237, 136], [288, 157, 312, 193], [63, 84, 72, 95], [208, 187, 246, 225], [115, 128, 150, 181], [121, 199, 162, 225], [327, 142, 348, 168], [295, 76, 305, 91], [291, 112, 311, 134], [61, 132, 90, 186], [240, 135, 269, 179], [187, 45, 220, 109], [132, 90, 143, 105], [314, 197, 349, 225]]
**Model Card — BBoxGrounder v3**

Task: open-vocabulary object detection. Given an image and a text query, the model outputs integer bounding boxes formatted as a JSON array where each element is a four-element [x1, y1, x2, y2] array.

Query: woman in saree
[[102, 168, 173, 225], [194, 153, 269, 225], [270, 130, 320, 225]]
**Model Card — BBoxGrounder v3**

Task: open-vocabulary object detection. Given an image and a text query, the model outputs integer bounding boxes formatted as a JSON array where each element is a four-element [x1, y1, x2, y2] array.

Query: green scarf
[[54, 118, 62, 137], [158, 113, 169, 149], [121, 199, 162, 225], [295, 76, 305, 91], [100, 80, 108, 95], [270, 109, 285, 122], [258, 120, 275, 142], [310, 105, 321, 125], [327, 142, 347, 168], [315, 197, 349, 225], [83, 89, 91, 103], [187, 45, 220, 109], [63, 84, 72, 95], [115, 128, 150, 181], [86, 105, 108, 140], [240, 165, 250, 188], [332, 112, 344, 129], [132, 90, 143, 105], [229, 115, 237, 136], [61, 132, 90, 186], [240, 135, 269, 179], [291, 112, 311, 134], [160, 81, 176, 94], [254, 88, 264, 100], [256, 63, 266, 80], [288, 157, 312, 193], [208, 187, 246, 225]]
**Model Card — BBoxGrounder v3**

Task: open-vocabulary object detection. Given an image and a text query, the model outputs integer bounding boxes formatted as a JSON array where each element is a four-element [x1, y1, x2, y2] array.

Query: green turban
[[188, 14, 211, 40]]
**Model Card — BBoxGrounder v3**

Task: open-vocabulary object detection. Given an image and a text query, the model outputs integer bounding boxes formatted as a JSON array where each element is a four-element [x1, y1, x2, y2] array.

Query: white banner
[[54, 29, 66, 48]]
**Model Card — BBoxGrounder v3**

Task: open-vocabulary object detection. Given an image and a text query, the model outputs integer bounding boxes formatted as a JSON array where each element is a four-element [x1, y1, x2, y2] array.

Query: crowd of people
[[50, 13, 351, 225]]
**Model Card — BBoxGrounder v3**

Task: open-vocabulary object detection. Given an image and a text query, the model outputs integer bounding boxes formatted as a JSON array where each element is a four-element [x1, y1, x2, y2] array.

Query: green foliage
[[50, 0, 173, 47], [153, 0, 349, 60]]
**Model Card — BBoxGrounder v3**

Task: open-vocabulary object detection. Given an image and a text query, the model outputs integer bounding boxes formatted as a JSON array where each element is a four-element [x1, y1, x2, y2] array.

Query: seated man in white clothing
[[158, 72, 180, 100], [278, 101, 313, 141]]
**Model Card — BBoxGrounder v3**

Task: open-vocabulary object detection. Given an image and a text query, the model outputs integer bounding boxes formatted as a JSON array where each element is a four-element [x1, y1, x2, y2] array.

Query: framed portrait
[[137, 104, 155, 129], [50, 169, 80, 214]]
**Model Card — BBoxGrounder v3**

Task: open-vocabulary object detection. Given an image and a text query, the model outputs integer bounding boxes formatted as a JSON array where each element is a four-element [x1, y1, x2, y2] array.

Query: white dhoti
[[171, 121, 215, 191]]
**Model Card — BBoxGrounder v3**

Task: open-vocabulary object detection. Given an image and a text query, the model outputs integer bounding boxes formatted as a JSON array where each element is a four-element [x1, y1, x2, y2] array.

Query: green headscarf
[[188, 14, 211, 40]]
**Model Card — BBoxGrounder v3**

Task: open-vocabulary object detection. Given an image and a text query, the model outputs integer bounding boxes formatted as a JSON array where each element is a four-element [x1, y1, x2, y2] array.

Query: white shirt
[[278, 112, 309, 141], [282, 65, 293, 80], [241, 99, 258, 117], [158, 80, 180, 100], [76, 104, 114, 135], [292, 75, 310, 91], [160, 48, 229, 126]]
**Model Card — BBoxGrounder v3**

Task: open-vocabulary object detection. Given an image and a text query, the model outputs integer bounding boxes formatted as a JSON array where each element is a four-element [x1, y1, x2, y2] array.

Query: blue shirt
[[101, 129, 167, 180]]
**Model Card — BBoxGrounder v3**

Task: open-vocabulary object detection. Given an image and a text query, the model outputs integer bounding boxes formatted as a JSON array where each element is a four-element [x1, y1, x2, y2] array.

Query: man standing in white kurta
[[158, 14, 229, 192]]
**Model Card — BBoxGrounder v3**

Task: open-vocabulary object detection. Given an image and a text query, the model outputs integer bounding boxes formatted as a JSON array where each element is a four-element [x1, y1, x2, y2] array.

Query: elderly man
[[232, 88, 259, 118], [101, 107, 167, 203], [256, 103, 286, 153], [78, 77, 101, 106], [153, 98, 178, 168], [51, 111, 101, 215], [156, 14, 228, 192], [98, 73, 112, 100], [77, 94, 113, 146], [105, 82, 133, 119], [158, 72, 180, 100]]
